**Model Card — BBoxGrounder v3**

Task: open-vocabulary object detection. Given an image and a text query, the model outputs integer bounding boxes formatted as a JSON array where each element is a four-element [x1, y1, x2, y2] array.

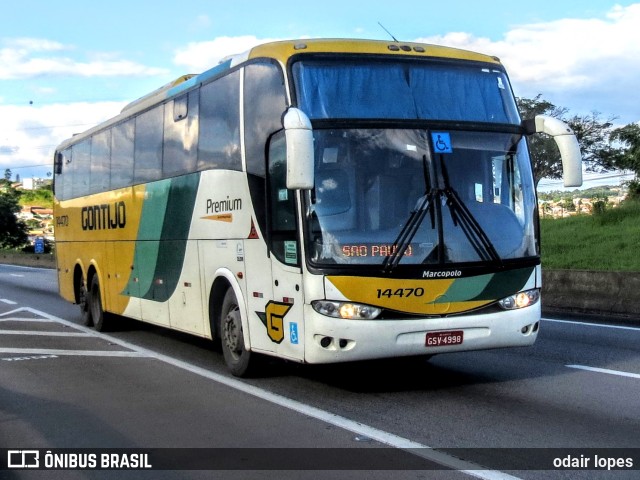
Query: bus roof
[[247, 38, 501, 65], [56, 38, 502, 151]]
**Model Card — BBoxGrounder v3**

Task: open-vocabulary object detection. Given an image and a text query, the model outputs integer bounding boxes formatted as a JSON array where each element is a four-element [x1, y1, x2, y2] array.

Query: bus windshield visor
[[292, 59, 520, 124], [304, 129, 538, 267]]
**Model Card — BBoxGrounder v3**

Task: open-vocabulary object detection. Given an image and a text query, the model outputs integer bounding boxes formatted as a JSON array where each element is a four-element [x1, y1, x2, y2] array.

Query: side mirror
[[524, 115, 583, 187], [283, 108, 314, 190]]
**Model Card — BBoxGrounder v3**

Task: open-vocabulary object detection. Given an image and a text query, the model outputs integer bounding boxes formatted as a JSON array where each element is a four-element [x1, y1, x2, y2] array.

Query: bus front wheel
[[220, 289, 255, 377]]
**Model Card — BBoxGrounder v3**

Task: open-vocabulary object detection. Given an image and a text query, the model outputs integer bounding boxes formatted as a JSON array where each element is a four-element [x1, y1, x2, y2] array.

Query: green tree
[[517, 95, 624, 187], [0, 191, 29, 249], [3, 168, 11, 181], [517, 95, 567, 186], [610, 123, 640, 174], [609, 124, 640, 201]]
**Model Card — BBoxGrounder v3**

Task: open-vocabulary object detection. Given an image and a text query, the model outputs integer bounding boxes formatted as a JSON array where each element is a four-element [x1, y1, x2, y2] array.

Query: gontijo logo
[[81, 201, 126, 231]]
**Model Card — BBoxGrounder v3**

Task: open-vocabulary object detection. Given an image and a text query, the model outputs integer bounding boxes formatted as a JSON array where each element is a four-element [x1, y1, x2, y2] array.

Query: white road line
[[0, 308, 36, 317], [0, 318, 58, 323], [567, 364, 640, 379], [7, 306, 518, 480], [9, 274, 24, 277], [542, 317, 640, 332], [0, 330, 93, 337], [0, 347, 149, 358], [0, 299, 17, 305]]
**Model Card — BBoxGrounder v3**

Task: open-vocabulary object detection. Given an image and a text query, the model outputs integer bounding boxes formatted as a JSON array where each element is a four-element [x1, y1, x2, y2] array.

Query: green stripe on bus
[[436, 267, 535, 303], [141, 173, 200, 302]]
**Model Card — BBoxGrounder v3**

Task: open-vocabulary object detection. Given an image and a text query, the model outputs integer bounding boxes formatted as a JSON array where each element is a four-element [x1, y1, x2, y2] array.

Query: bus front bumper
[[302, 303, 540, 364]]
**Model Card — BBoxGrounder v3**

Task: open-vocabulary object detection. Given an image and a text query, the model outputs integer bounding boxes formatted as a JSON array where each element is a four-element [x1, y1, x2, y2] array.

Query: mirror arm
[[523, 115, 583, 188]]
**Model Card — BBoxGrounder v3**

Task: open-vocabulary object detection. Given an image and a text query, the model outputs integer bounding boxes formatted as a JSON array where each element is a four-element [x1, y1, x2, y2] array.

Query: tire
[[88, 275, 110, 332], [79, 280, 92, 326], [220, 289, 256, 377]]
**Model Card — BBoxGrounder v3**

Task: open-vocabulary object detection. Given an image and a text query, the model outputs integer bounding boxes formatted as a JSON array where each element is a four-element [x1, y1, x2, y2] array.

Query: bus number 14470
[[376, 288, 425, 299]]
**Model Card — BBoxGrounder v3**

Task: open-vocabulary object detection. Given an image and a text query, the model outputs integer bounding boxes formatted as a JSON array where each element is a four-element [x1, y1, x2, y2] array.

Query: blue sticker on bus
[[432, 132, 453, 154], [289, 322, 299, 344]]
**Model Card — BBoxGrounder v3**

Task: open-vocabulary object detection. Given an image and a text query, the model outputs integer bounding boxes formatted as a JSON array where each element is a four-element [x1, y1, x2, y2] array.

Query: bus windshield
[[304, 128, 538, 267], [292, 58, 520, 124]]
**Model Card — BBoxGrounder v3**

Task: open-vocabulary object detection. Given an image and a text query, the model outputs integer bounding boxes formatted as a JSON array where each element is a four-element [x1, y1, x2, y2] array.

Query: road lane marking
[[0, 318, 58, 323], [542, 317, 640, 332], [0, 330, 94, 337], [4, 306, 519, 480], [1, 299, 17, 305], [0, 348, 150, 357], [566, 364, 640, 379], [2, 354, 58, 362]]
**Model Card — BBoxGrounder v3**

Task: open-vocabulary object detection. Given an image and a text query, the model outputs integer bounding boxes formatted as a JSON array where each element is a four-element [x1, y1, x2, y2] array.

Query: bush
[[626, 179, 640, 202]]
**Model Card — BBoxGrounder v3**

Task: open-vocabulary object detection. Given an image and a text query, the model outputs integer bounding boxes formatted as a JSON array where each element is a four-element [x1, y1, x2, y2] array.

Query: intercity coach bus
[[53, 39, 582, 376]]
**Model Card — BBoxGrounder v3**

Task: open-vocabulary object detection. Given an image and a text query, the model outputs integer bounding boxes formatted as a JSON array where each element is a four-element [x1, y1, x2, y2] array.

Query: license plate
[[425, 330, 464, 347]]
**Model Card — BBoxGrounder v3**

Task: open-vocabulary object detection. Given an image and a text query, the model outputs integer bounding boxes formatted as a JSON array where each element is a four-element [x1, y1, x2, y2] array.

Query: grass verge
[[540, 201, 640, 271]]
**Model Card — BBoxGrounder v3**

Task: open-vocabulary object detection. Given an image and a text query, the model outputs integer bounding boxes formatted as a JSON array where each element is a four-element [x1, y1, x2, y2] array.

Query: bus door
[[243, 133, 305, 361], [265, 134, 305, 362], [242, 232, 304, 362]]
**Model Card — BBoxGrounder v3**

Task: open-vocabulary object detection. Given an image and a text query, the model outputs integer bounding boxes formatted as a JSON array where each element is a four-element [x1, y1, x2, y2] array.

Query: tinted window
[[164, 90, 199, 177], [268, 132, 299, 265], [91, 130, 111, 193], [111, 120, 135, 189], [134, 106, 164, 183], [198, 71, 241, 171], [244, 62, 288, 177], [72, 139, 91, 198], [293, 59, 520, 124], [54, 148, 72, 200]]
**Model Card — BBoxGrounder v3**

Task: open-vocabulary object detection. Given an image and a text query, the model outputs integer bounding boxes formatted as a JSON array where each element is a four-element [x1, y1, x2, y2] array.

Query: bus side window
[[198, 71, 241, 172], [244, 61, 288, 238], [164, 90, 199, 177], [91, 129, 111, 194], [244, 62, 287, 178], [134, 105, 164, 184], [111, 120, 134, 190], [72, 139, 91, 198], [54, 148, 72, 200]]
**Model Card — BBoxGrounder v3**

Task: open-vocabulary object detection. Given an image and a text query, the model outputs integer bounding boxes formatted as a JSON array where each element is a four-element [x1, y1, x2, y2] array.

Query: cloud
[[190, 14, 212, 31], [173, 36, 280, 73], [0, 101, 126, 175], [0, 37, 169, 80], [415, 4, 640, 122]]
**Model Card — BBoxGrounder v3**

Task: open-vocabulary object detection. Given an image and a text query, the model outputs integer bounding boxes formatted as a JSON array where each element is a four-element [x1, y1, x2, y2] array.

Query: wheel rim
[[223, 307, 242, 361]]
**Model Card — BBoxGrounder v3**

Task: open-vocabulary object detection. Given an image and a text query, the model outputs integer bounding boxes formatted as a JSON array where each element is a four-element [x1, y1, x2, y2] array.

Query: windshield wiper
[[383, 154, 436, 272], [439, 158, 502, 265]]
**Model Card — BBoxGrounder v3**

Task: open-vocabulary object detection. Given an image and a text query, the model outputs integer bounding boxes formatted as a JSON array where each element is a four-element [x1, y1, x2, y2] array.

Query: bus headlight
[[498, 289, 540, 310], [312, 300, 382, 320]]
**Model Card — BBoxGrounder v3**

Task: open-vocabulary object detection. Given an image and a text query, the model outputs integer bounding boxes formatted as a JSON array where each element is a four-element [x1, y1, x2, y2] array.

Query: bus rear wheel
[[79, 280, 92, 326], [220, 289, 256, 377], [88, 275, 110, 332]]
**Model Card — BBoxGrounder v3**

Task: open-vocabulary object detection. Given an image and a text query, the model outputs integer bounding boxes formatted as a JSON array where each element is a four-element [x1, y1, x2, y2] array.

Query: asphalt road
[[1, 264, 639, 480]]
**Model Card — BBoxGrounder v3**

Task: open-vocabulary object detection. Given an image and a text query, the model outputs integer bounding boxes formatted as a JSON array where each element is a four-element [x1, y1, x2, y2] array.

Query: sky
[[1, 0, 639, 188]]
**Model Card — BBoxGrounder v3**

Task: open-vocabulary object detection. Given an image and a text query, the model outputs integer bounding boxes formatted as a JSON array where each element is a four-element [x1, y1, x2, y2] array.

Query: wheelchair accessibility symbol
[[431, 132, 453, 154]]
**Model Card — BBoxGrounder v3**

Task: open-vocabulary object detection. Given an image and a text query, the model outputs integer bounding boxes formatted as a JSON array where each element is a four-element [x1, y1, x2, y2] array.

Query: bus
[[53, 39, 582, 376]]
